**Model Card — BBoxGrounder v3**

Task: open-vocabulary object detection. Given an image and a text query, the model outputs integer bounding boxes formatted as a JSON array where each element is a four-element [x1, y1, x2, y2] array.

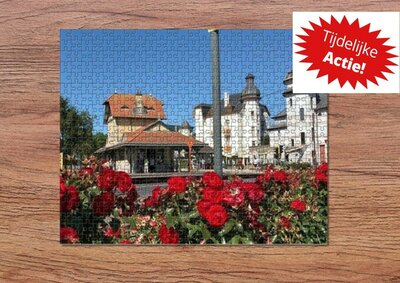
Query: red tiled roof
[[105, 94, 166, 119], [124, 130, 203, 146]]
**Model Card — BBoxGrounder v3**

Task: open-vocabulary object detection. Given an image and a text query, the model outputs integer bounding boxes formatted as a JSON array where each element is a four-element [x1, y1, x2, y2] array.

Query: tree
[[61, 96, 94, 165], [261, 135, 270, 146], [92, 132, 107, 150]]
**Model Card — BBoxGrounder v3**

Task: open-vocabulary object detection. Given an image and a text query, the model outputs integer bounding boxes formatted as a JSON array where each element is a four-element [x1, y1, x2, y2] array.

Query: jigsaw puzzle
[[60, 29, 328, 245]]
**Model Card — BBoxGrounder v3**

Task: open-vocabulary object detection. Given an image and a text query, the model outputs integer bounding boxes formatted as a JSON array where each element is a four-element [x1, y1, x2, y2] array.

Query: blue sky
[[60, 30, 292, 133]]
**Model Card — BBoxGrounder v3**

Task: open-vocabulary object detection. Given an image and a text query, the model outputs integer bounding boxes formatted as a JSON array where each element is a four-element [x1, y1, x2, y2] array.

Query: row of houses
[[96, 70, 328, 173]]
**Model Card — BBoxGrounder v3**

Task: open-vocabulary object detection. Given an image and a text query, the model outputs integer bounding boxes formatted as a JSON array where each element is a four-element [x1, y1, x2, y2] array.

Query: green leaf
[[229, 235, 241, 244], [166, 213, 177, 228], [165, 207, 174, 214], [186, 223, 200, 238], [236, 223, 244, 233], [188, 210, 199, 219], [241, 237, 254, 244], [200, 223, 211, 240], [218, 219, 236, 236], [221, 237, 226, 244]]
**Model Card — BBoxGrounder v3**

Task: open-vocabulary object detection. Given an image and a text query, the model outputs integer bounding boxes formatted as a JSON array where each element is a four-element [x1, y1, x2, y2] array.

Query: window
[[312, 127, 315, 140], [300, 108, 304, 121], [289, 98, 293, 107], [252, 141, 256, 146], [301, 132, 306, 145], [251, 111, 254, 116], [252, 126, 255, 134], [291, 139, 294, 147]]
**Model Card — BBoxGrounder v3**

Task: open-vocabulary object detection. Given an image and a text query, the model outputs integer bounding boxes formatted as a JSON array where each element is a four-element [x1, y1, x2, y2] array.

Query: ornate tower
[[240, 74, 262, 158]]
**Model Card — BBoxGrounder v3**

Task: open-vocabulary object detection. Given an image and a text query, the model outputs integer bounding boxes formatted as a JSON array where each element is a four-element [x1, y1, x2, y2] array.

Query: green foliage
[[61, 96, 94, 161], [92, 132, 107, 150], [60, 96, 107, 165], [280, 162, 313, 170], [261, 135, 270, 146]]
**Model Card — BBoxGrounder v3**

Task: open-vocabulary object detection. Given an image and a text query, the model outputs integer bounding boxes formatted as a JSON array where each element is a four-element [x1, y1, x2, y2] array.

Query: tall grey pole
[[209, 29, 223, 176]]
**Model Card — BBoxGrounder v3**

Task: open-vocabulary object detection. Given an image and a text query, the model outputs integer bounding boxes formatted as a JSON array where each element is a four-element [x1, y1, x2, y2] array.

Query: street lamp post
[[209, 29, 223, 176], [187, 140, 194, 174]]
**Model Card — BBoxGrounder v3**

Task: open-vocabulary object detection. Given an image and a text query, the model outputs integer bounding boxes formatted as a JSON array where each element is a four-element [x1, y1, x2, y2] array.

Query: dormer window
[[121, 105, 129, 110]]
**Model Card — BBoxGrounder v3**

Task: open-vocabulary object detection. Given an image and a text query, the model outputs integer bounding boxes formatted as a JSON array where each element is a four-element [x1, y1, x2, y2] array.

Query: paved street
[[136, 176, 257, 198]]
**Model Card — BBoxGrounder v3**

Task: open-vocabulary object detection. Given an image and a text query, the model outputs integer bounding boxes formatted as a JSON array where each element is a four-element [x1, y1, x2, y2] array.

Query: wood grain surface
[[0, 1, 399, 282]]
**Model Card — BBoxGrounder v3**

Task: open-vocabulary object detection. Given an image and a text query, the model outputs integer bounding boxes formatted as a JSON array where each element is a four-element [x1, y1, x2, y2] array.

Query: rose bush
[[61, 158, 328, 245], [60, 158, 138, 244]]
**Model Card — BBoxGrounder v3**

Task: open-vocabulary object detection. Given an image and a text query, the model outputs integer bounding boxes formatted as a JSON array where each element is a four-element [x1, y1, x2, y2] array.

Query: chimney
[[133, 93, 147, 115], [224, 92, 229, 107]]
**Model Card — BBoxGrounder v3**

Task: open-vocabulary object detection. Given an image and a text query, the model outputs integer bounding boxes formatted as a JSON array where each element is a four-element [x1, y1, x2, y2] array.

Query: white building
[[266, 70, 328, 164], [193, 74, 270, 165]]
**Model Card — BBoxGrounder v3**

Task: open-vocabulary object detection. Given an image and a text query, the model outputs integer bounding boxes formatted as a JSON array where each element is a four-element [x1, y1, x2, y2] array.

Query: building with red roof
[[96, 93, 205, 173]]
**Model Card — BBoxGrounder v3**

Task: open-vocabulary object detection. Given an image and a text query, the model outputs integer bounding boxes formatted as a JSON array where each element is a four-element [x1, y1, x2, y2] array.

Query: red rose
[[158, 224, 180, 244], [143, 196, 156, 208], [103, 227, 121, 238], [256, 174, 265, 184], [246, 187, 265, 204], [196, 199, 212, 218], [119, 239, 131, 244], [203, 204, 229, 227], [79, 167, 93, 177], [318, 162, 328, 173], [93, 192, 115, 216], [60, 181, 66, 198], [151, 186, 163, 202], [60, 183, 79, 212], [97, 170, 116, 191], [202, 171, 223, 189], [143, 186, 163, 208], [222, 188, 244, 208], [202, 187, 223, 203], [315, 171, 328, 185], [273, 170, 287, 182], [279, 216, 291, 229], [100, 167, 113, 174], [290, 199, 306, 213], [115, 171, 135, 192], [167, 176, 187, 193], [125, 188, 138, 206], [60, 227, 79, 244], [315, 163, 328, 186], [264, 167, 274, 182], [242, 182, 265, 204]]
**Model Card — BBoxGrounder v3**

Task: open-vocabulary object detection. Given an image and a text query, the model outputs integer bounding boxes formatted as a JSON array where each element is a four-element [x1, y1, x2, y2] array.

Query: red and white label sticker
[[293, 12, 399, 93]]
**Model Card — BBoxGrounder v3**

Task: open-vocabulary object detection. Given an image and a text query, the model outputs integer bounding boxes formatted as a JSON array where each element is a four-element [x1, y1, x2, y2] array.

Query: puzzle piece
[[60, 29, 328, 245]]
